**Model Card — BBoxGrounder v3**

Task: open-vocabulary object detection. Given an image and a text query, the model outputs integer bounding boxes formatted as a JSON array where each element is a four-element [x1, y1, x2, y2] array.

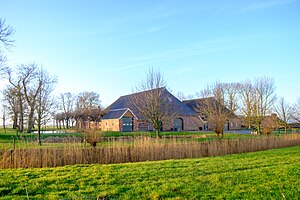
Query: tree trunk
[[284, 126, 287, 135], [27, 107, 35, 133], [12, 113, 18, 129], [155, 129, 160, 139], [37, 119, 42, 146], [66, 118, 69, 129], [18, 94, 24, 132]]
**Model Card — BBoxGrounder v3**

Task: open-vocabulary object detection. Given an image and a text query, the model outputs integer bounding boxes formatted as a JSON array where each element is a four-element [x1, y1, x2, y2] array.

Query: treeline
[[178, 77, 300, 135], [1, 66, 102, 133], [0, 19, 103, 135], [54, 91, 102, 129]]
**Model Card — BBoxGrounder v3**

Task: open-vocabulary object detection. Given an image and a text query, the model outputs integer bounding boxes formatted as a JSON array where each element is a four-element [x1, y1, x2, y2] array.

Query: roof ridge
[[119, 87, 166, 98], [109, 108, 129, 111]]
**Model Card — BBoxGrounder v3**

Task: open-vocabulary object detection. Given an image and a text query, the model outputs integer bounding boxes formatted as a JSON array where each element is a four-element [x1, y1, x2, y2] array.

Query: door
[[122, 117, 133, 132], [173, 118, 183, 131]]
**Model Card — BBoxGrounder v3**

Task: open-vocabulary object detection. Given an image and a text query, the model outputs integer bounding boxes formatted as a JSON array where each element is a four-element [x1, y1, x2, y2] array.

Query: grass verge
[[0, 146, 299, 199]]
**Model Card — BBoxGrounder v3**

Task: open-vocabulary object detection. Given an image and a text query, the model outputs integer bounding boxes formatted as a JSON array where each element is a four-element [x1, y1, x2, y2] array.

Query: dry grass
[[1, 134, 300, 169]]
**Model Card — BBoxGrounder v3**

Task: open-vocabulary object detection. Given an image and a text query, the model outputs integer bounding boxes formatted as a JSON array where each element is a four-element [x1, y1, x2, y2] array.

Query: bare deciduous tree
[[131, 68, 175, 138], [5, 67, 26, 132], [76, 91, 101, 110], [2, 104, 7, 131], [19, 63, 43, 133], [4, 64, 57, 134], [176, 91, 194, 101], [0, 18, 15, 70], [36, 68, 57, 145], [2, 87, 20, 130], [59, 92, 75, 129], [292, 98, 300, 123], [197, 82, 233, 138], [238, 80, 255, 129], [252, 77, 277, 134], [274, 97, 292, 134], [0, 19, 15, 48], [224, 82, 239, 114]]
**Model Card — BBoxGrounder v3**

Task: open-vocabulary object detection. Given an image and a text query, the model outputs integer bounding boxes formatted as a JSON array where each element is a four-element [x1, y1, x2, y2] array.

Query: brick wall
[[101, 119, 120, 131]]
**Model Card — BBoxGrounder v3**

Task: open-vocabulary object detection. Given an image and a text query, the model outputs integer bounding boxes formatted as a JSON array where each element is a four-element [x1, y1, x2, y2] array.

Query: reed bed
[[1, 134, 300, 169]]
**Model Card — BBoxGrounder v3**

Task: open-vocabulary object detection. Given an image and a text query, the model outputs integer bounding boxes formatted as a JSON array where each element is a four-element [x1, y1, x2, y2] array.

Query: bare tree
[[224, 82, 239, 114], [252, 77, 277, 134], [0, 19, 15, 48], [292, 98, 300, 123], [2, 87, 19, 129], [36, 68, 57, 145], [237, 80, 255, 129], [19, 63, 43, 133], [74, 91, 102, 130], [274, 97, 292, 134], [76, 91, 101, 110], [5, 67, 26, 132], [0, 18, 15, 70], [4, 64, 57, 133], [59, 92, 75, 129], [176, 91, 194, 101], [2, 104, 7, 131], [131, 68, 175, 138], [197, 82, 233, 138]]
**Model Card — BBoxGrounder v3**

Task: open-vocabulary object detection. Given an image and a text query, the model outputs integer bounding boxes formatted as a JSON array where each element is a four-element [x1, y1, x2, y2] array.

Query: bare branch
[[0, 18, 15, 49]]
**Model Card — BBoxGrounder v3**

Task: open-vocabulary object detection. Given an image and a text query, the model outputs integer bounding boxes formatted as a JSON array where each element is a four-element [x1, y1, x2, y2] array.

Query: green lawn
[[0, 146, 299, 199]]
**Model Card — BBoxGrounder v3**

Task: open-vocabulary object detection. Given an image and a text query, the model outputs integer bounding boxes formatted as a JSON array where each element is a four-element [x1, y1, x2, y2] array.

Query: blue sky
[[1, 0, 300, 106]]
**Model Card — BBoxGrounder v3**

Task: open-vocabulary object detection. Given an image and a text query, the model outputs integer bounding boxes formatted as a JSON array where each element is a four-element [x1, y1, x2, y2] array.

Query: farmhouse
[[102, 88, 204, 132], [183, 97, 242, 131], [75, 89, 244, 132]]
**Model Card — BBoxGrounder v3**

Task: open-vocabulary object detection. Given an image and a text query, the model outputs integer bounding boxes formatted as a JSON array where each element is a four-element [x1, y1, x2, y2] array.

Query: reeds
[[1, 134, 300, 169]]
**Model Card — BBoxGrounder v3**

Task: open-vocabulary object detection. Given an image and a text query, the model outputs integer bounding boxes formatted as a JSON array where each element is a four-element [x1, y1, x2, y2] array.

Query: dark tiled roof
[[103, 88, 197, 119], [183, 97, 237, 118], [183, 97, 214, 113], [102, 108, 129, 120]]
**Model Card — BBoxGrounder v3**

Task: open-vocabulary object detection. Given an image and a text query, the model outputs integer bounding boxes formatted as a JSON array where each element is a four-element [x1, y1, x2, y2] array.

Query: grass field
[[0, 146, 299, 199]]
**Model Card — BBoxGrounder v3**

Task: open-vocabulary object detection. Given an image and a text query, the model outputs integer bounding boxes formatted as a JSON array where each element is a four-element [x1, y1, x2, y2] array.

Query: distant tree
[[0, 19, 15, 49], [223, 82, 239, 114], [58, 92, 75, 129], [35, 68, 57, 145], [2, 104, 7, 131], [74, 91, 102, 130], [292, 98, 300, 123], [76, 91, 101, 110], [197, 82, 233, 138], [5, 67, 26, 132], [19, 63, 43, 133], [4, 64, 57, 134], [251, 77, 277, 134], [54, 112, 65, 129], [237, 80, 255, 129], [131, 68, 175, 138], [0, 18, 15, 70], [176, 91, 194, 101], [274, 97, 292, 134], [2, 86, 20, 129]]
